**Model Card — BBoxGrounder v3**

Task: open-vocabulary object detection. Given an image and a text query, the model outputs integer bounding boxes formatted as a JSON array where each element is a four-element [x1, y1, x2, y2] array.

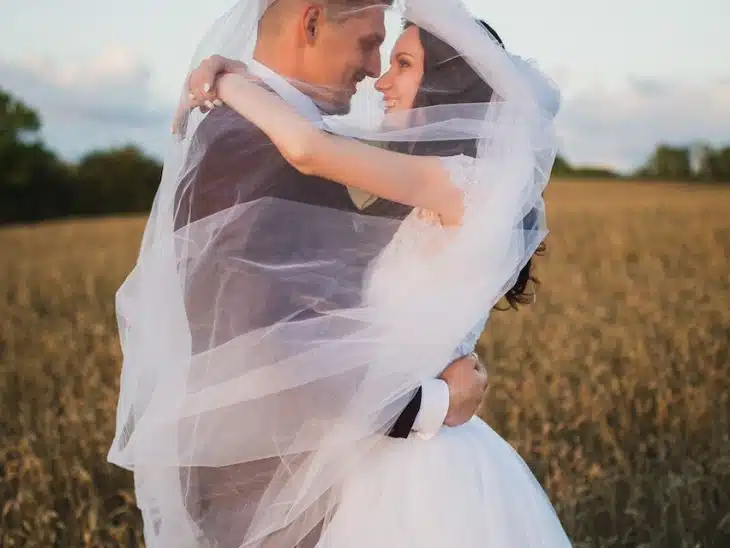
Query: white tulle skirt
[[317, 417, 572, 547]]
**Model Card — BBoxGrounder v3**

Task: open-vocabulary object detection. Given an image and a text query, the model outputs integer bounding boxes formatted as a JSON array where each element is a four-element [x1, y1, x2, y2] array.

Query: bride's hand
[[188, 55, 249, 111], [172, 55, 250, 135]]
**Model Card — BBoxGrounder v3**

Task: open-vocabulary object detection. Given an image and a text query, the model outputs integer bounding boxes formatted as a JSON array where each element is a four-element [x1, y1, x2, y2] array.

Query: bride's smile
[[376, 25, 424, 114]]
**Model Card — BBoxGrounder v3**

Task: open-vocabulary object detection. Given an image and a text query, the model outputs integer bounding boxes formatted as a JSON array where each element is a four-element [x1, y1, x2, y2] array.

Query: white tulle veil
[[107, 0, 560, 546]]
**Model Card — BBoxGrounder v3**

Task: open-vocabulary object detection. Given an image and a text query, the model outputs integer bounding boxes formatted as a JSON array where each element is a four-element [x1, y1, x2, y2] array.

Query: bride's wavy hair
[[396, 19, 544, 309]]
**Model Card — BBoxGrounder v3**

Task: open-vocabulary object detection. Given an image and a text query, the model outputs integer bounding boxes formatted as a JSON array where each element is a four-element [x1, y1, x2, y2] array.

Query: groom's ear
[[302, 6, 323, 44]]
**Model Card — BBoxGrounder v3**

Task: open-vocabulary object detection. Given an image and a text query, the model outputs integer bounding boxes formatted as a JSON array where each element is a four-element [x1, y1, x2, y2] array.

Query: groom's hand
[[439, 353, 488, 427]]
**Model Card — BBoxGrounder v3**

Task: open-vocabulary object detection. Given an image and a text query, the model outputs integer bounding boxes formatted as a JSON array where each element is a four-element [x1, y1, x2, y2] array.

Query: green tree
[[0, 89, 74, 223], [697, 146, 730, 183], [551, 154, 618, 179], [0, 89, 41, 147], [551, 154, 573, 177], [713, 147, 730, 182], [643, 144, 692, 180], [73, 145, 162, 215]]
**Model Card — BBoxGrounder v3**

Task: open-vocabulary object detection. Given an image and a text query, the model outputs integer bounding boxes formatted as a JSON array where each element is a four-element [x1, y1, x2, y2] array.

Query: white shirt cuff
[[411, 378, 450, 440]]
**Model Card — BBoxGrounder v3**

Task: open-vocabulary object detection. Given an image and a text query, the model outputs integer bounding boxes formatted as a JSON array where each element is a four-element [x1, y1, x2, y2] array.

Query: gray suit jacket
[[174, 106, 421, 546]]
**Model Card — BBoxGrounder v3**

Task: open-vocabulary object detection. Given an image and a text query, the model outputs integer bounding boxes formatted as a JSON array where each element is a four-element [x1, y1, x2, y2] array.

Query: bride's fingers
[[190, 56, 245, 103], [189, 77, 215, 99], [184, 94, 206, 110], [187, 56, 247, 108], [189, 61, 223, 99], [172, 68, 232, 134], [185, 90, 220, 112], [189, 86, 222, 111]]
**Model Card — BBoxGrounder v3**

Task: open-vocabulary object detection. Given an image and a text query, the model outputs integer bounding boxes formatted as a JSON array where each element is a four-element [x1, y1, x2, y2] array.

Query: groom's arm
[[387, 380, 450, 439]]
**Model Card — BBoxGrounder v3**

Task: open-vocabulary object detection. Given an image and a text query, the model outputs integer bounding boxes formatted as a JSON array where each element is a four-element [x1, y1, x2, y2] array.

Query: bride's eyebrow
[[392, 51, 416, 61]]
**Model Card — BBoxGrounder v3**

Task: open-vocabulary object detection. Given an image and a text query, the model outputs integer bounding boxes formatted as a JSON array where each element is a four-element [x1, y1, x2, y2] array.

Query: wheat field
[[1, 180, 729, 547]]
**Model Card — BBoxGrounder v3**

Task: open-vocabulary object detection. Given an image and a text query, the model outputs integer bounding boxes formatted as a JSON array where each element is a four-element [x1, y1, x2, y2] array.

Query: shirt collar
[[248, 59, 324, 125]]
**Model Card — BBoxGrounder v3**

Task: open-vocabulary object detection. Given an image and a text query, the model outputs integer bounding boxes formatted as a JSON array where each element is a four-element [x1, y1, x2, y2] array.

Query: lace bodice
[[444, 155, 489, 357], [366, 154, 489, 361]]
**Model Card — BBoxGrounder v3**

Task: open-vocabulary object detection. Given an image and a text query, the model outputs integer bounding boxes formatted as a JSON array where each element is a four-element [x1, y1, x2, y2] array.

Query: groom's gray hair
[[323, 0, 394, 20]]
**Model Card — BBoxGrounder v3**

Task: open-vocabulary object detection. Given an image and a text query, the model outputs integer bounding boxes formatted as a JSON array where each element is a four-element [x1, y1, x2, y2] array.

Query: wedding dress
[[316, 155, 572, 548]]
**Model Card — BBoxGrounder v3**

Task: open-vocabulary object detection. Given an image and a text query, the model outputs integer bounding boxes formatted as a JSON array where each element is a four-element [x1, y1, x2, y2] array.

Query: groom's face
[[302, 5, 386, 114]]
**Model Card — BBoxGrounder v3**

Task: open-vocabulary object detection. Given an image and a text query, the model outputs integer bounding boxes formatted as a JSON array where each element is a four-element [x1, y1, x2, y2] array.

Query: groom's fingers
[[440, 359, 489, 427], [476, 368, 488, 392]]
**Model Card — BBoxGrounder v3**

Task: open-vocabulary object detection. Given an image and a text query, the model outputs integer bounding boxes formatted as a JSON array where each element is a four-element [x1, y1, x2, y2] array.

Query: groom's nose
[[363, 53, 382, 79]]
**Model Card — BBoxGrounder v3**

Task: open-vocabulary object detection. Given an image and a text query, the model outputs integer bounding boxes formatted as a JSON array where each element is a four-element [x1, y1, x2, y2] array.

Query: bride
[[180, 10, 569, 548]]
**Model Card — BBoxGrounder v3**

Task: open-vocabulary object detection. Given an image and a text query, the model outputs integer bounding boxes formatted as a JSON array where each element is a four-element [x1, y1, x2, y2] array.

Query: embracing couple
[[108, 0, 569, 546]]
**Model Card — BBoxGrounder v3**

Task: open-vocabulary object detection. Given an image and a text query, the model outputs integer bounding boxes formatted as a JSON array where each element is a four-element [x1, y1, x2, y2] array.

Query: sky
[[2, 0, 729, 172]]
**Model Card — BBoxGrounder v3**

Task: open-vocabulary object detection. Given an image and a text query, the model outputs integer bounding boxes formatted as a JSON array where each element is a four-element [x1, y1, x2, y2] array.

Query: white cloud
[[556, 77, 730, 172], [0, 48, 172, 160]]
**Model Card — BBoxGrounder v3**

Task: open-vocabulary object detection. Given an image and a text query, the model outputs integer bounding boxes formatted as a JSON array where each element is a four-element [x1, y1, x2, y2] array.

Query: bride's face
[[374, 26, 424, 113]]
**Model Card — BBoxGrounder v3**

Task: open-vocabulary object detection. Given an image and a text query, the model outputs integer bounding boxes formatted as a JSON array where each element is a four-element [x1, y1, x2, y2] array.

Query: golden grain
[[1, 182, 729, 546]]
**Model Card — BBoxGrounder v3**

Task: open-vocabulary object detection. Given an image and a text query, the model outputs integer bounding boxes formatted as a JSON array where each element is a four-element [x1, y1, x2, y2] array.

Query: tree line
[[1, 90, 162, 225], [1, 89, 728, 225], [554, 144, 730, 182]]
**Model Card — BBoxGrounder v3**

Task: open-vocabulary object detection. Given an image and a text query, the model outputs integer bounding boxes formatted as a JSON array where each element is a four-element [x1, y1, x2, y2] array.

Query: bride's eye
[[398, 59, 411, 69]]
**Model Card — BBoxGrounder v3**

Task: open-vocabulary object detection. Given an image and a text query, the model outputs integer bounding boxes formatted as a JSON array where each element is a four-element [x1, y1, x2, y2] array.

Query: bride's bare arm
[[217, 73, 464, 225]]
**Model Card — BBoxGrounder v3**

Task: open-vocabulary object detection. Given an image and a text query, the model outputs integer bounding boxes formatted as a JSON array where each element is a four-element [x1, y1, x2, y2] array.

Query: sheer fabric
[[107, 0, 559, 545]]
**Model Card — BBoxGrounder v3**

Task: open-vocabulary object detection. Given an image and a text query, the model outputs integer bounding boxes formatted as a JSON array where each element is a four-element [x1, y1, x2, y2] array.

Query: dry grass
[[2, 180, 729, 547]]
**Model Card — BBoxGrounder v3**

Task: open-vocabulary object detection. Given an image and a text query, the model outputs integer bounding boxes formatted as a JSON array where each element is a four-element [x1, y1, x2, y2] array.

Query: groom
[[177, 0, 488, 544]]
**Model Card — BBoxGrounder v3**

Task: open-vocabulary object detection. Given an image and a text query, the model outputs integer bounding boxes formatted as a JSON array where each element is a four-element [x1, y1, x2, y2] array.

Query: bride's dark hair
[[396, 19, 544, 309]]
